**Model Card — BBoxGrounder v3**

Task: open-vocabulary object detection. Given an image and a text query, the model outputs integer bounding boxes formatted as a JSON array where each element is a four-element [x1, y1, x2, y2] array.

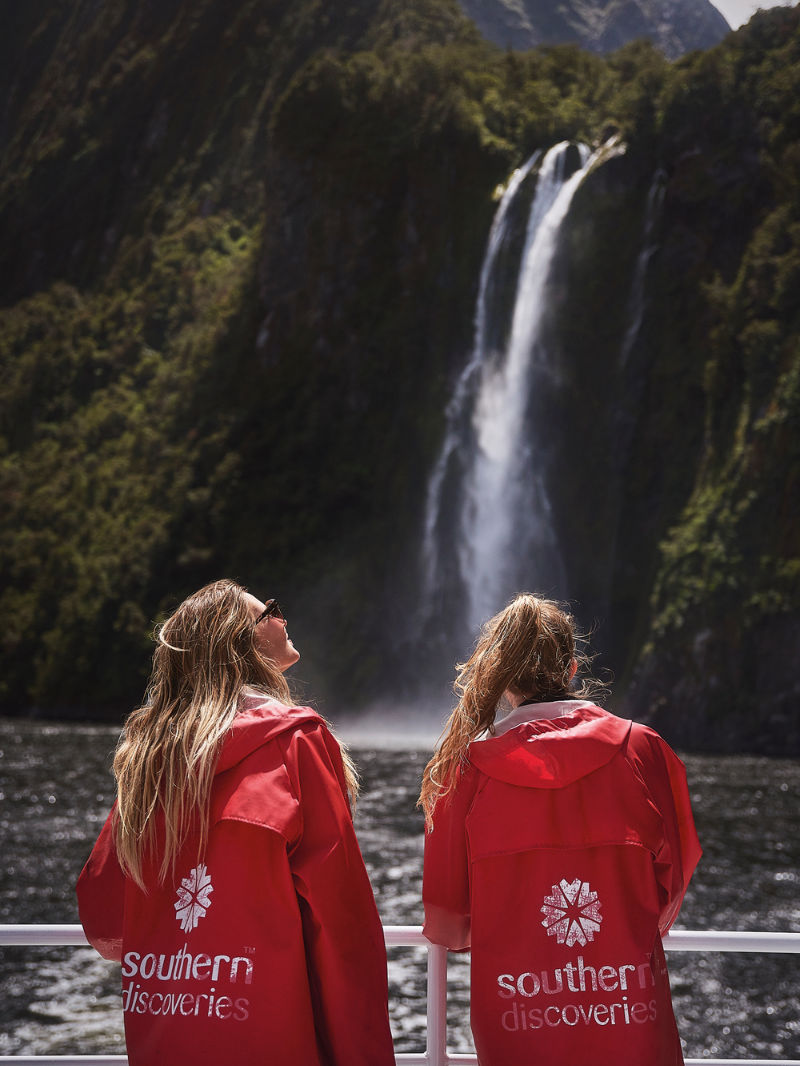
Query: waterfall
[[419, 151, 540, 625], [619, 168, 666, 368], [596, 166, 669, 626], [462, 142, 594, 630], [421, 140, 602, 638]]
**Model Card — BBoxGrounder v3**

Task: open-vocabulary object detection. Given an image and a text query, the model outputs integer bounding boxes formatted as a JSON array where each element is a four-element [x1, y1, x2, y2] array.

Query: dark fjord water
[[1, 717, 798, 1059]]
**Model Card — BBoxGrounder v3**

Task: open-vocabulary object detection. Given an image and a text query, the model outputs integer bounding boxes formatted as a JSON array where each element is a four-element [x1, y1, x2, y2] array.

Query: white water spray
[[421, 139, 611, 640], [420, 152, 540, 621], [462, 142, 598, 630]]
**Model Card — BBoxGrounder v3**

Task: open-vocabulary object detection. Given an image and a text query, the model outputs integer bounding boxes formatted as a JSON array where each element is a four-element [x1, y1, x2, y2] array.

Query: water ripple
[[1, 720, 798, 1058]]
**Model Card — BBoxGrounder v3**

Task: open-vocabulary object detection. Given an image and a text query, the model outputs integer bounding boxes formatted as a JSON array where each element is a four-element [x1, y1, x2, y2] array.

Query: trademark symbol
[[244, 946, 256, 955]]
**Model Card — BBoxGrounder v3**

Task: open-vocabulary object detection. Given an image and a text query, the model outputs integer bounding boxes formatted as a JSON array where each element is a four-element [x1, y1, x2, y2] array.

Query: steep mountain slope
[[620, 10, 800, 752], [0, 0, 538, 712], [458, 0, 730, 58], [542, 10, 800, 753]]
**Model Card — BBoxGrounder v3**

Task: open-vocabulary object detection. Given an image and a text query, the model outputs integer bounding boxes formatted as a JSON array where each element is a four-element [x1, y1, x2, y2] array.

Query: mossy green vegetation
[[628, 17, 800, 749], [0, 214, 259, 708], [0, 0, 798, 747]]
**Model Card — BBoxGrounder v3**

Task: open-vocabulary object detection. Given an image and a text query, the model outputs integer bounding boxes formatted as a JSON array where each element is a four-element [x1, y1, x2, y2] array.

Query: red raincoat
[[423, 701, 701, 1066], [77, 694, 395, 1066]]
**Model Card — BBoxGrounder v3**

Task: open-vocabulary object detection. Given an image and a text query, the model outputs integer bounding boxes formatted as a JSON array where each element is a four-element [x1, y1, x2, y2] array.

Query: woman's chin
[[281, 648, 301, 671]]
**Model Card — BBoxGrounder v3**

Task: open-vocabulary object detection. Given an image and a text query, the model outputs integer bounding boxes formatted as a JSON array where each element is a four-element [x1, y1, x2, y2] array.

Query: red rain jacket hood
[[468, 700, 631, 788], [77, 694, 395, 1066], [423, 703, 701, 1066]]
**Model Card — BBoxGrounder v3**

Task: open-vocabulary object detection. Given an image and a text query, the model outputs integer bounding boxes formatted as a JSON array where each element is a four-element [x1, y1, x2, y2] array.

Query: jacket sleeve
[[75, 804, 126, 962], [628, 728, 702, 933], [281, 722, 395, 1066], [422, 761, 482, 951]]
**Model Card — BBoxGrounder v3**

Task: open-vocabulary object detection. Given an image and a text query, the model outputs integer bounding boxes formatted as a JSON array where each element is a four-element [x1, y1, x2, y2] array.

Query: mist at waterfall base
[[2, 718, 799, 1059]]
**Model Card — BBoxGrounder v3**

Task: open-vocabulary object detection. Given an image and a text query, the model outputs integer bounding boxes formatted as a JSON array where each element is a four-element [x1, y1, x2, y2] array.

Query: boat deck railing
[[1, 925, 799, 1065]]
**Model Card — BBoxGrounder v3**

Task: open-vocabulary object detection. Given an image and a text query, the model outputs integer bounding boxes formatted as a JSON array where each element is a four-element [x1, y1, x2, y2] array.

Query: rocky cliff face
[[541, 10, 800, 754], [458, 0, 730, 58]]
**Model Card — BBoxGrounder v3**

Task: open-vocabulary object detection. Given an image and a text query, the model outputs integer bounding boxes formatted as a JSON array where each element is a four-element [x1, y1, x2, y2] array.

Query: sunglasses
[[254, 599, 285, 626]]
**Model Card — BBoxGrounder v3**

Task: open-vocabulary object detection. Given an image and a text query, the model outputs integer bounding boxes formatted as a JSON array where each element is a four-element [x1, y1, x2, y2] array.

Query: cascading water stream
[[420, 140, 602, 640], [619, 168, 667, 369], [593, 166, 669, 624], [462, 142, 596, 630], [419, 152, 540, 624]]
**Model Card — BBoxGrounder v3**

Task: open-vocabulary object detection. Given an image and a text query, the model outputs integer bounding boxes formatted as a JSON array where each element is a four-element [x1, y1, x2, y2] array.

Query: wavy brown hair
[[419, 593, 603, 827], [113, 579, 358, 889]]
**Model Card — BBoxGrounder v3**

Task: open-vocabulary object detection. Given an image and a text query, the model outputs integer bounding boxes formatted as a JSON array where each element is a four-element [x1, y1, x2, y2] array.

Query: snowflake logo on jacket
[[541, 878, 602, 946], [175, 864, 214, 932]]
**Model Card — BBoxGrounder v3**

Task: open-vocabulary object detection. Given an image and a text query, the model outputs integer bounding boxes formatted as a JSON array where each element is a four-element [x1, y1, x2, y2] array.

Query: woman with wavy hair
[[421, 593, 701, 1066], [77, 579, 395, 1066]]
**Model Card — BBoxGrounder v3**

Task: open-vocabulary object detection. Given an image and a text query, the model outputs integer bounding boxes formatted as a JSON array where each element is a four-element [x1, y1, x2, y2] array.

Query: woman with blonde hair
[[421, 593, 701, 1066], [77, 579, 395, 1066]]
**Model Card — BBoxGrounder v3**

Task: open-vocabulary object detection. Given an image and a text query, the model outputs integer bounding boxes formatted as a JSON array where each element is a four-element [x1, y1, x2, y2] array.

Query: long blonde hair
[[419, 594, 602, 827], [113, 579, 358, 889]]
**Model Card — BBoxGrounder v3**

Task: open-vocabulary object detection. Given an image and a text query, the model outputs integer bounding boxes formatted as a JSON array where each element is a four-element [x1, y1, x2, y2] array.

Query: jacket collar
[[470, 704, 632, 788], [492, 699, 596, 737]]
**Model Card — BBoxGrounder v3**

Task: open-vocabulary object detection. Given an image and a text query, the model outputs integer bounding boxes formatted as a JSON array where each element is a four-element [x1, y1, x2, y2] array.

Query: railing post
[[426, 943, 448, 1066]]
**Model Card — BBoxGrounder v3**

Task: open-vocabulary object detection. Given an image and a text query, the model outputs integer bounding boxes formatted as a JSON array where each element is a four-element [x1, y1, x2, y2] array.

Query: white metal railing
[[1, 925, 799, 1065]]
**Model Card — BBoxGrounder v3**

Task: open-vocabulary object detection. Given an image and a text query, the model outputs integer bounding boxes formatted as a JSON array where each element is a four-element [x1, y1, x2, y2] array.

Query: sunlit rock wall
[[458, 0, 730, 58]]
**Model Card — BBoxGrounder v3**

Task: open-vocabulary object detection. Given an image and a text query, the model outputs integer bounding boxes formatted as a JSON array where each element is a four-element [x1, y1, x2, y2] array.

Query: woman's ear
[[568, 660, 578, 682]]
